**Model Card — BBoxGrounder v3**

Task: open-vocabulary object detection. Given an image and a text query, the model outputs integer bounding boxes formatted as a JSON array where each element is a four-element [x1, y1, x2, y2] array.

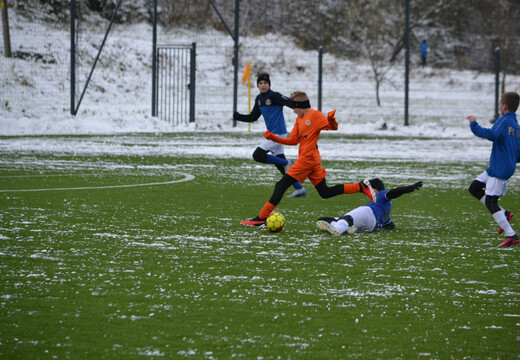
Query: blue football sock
[[293, 181, 303, 190], [266, 155, 287, 167]]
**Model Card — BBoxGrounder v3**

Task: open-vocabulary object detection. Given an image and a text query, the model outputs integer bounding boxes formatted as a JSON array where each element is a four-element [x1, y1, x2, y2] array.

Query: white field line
[[0, 173, 194, 192]]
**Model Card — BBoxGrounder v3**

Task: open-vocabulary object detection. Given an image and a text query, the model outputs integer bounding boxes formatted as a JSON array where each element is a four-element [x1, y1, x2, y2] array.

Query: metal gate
[[155, 43, 196, 125]]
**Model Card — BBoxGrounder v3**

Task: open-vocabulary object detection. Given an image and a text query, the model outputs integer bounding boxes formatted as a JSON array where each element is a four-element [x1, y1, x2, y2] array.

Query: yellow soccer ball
[[266, 212, 285, 232]]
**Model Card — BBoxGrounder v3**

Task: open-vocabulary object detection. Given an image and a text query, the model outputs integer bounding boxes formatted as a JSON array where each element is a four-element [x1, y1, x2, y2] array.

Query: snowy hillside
[[1, 9, 519, 137]]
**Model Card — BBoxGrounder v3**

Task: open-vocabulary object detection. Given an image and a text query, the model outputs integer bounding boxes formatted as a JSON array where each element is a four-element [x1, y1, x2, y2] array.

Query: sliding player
[[316, 179, 423, 235]]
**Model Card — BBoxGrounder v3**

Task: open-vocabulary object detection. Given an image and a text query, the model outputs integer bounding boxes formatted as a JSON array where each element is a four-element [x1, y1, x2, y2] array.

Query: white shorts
[[346, 206, 377, 232], [476, 170, 508, 197], [259, 133, 287, 156]]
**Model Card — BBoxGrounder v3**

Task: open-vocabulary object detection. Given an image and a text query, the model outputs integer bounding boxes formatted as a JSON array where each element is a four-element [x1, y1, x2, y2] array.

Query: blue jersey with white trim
[[234, 89, 292, 134], [366, 190, 392, 229], [470, 112, 520, 180]]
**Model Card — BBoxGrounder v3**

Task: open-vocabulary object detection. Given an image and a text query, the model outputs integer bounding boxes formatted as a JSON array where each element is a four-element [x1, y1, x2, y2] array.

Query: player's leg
[[341, 207, 375, 233], [257, 175, 296, 220], [314, 178, 344, 199], [314, 177, 375, 202], [317, 206, 376, 235], [241, 174, 296, 227], [470, 174, 511, 230], [474, 177, 515, 234], [253, 146, 286, 167], [469, 179, 486, 205], [316, 217, 341, 236], [270, 142, 305, 195], [271, 175, 295, 205], [274, 153, 305, 192], [486, 195, 517, 246], [316, 214, 357, 236], [483, 177, 518, 247]]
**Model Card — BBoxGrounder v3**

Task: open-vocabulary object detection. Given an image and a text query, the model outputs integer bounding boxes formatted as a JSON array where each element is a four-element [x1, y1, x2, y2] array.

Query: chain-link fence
[[2, 1, 520, 130], [1, 6, 69, 119]]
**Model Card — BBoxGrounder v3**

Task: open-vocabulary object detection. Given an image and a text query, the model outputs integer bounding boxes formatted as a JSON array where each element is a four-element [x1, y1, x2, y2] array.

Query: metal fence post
[[232, 0, 239, 127], [70, 0, 76, 115], [493, 47, 500, 122], [404, 0, 410, 126], [152, 0, 157, 117], [318, 46, 322, 112], [190, 42, 196, 123]]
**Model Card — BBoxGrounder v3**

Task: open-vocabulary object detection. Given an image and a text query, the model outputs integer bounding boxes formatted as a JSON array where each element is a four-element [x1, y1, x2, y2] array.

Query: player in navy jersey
[[316, 179, 423, 236], [467, 91, 520, 247], [233, 73, 306, 198]]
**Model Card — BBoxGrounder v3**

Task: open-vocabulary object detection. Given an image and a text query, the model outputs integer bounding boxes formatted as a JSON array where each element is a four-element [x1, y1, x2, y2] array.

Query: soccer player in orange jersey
[[241, 91, 377, 227]]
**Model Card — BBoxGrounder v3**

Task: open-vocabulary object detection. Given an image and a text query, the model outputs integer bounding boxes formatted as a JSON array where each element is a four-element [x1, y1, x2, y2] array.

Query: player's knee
[[485, 195, 500, 214], [252, 147, 268, 163], [468, 180, 484, 199]]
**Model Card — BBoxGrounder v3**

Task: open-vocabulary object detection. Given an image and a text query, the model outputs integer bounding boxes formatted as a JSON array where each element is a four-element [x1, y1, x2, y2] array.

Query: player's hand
[[467, 115, 476, 122], [233, 111, 239, 120], [327, 110, 338, 130], [327, 110, 336, 122], [264, 130, 274, 140], [411, 181, 423, 190], [404, 181, 422, 193]]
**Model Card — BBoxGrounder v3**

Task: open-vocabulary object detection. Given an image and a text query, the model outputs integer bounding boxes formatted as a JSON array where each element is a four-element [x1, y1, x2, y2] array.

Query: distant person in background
[[467, 91, 520, 247], [420, 40, 428, 66], [233, 73, 306, 198]]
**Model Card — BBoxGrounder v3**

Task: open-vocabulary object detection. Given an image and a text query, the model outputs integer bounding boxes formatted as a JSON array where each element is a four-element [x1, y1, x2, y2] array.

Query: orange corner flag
[[242, 62, 251, 85]]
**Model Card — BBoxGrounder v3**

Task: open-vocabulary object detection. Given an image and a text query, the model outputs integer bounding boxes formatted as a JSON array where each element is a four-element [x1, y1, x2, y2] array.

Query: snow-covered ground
[[1, 9, 520, 169]]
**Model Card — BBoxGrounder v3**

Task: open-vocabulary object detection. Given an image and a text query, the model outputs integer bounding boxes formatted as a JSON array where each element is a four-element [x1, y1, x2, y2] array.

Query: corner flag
[[242, 62, 251, 85], [242, 62, 252, 133]]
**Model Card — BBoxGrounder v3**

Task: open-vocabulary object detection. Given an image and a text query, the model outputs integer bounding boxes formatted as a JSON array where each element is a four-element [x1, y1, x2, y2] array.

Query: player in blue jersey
[[467, 91, 520, 247], [233, 73, 306, 198], [315, 179, 423, 235]]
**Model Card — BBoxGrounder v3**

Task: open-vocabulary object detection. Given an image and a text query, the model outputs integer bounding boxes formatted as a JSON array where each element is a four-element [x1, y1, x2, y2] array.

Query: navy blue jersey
[[366, 190, 392, 229], [234, 89, 292, 134], [470, 112, 520, 180]]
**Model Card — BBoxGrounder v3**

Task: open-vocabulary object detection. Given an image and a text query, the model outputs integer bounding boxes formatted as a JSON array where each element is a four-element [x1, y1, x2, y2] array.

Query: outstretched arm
[[233, 103, 261, 123], [264, 120, 301, 145], [325, 110, 338, 130], [264, 130, 299, 145], [467, 115, 502, 141], [386, 181, 423, 200]]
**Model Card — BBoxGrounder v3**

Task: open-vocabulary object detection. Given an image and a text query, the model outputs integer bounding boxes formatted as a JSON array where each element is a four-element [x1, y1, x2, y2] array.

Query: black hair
[[369, 178, 385, 191], [257, 73, 271, 86]]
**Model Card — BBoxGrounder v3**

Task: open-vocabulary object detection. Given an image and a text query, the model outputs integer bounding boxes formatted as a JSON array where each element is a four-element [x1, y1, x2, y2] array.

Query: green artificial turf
[[0, 137, 519, 359]]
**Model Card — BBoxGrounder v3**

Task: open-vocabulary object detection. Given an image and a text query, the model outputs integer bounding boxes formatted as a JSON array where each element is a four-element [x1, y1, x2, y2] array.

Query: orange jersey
[[273, 109, 337, 164], [268, 109, 338, 184]]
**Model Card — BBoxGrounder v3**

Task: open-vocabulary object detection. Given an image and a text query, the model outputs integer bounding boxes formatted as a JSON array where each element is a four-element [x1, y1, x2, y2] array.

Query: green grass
[[1, 139, 519, 359]]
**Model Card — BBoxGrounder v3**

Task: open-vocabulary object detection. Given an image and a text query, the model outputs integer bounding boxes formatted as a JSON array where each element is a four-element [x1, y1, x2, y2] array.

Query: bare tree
[[349, 0, 403, 106]]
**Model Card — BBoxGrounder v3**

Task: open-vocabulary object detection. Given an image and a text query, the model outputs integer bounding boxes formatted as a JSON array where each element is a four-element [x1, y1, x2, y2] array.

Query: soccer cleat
[[287, 188, 307, 198], [498, 234, 519, 247], [360, 179, 377, 203], [316, 220, 341, 236], [346, 224, 358, 234], [498, 211, 513, 234], [240, 216, 266, 227]]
